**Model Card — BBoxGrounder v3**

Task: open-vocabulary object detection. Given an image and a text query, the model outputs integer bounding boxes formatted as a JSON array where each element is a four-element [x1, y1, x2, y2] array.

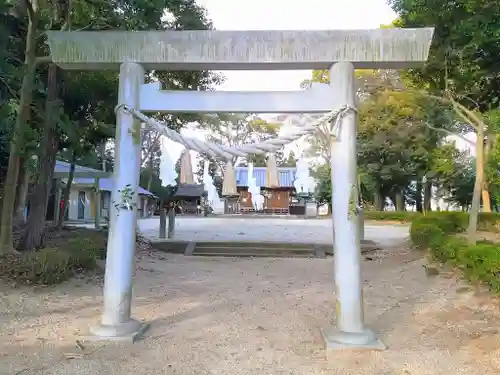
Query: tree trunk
[[482, 135, 492, 212], [374, 186, 384, 211], [415, 179, 423, 212], [467, 127, 485, 245], [0, 10, 38, 253], [100, 142, 107, 172], [147, 151, 154, 191], [423, 179, 432, 212], [57, 151, 76, 229], [13, 159, 30, 227], [482, 185, 492, 213], [395, 190, 405, 211], [13, 157, 26, 214], [19, 64, 60, 251]]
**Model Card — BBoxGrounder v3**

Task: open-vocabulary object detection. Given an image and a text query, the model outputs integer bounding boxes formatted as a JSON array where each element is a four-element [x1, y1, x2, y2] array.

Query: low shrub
[[364, 210, 500, 233], [409, 214, 500, 293], [363, 211, 421, 222], [0, 235, 103, 286], [477, 213, 500, 232], [432, 236, 468, 263], [22, 249, 73, 285], [412, 213, 463, 234], [409, 222, 444, 250], [66, 237, 101, 269], [459, 243, 500, 293], [425, 212, 467, 233]]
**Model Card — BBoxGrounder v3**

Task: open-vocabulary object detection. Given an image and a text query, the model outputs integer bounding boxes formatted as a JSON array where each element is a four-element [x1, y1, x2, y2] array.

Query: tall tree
[[301, 68, 451, 210], [1, 0, 223, 251], [300, 69, 412, 163], [0, 0, 43, 253], [141, 130, 162, 191], [312, 163, 331, 211], [280, 151, 297, 167], [199, 113, 280, 173], [357, 89, 448, 211], [389, 0, 500, 242]]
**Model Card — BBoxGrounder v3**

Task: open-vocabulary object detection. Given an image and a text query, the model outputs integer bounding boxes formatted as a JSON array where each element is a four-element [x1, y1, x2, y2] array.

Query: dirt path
[[1, 247, 499, 375]]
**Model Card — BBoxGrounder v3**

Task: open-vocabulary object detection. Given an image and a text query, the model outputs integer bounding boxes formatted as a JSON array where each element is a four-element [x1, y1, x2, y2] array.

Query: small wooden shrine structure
[[171, 183, 206, 215], [235, 166, 296, 214]]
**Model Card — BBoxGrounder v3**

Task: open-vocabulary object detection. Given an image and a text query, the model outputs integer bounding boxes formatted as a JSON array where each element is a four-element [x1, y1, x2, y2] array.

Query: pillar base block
[[82, 319, 149, 343], [321, 327, 386, 352]]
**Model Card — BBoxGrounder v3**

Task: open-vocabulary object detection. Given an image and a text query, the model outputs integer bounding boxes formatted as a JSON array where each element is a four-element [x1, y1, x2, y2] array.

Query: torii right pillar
[[323, 35, 434, 351], [324, 61, 386, 350]]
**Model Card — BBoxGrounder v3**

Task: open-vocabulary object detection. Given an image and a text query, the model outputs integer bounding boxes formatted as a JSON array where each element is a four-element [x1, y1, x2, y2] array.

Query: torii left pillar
[[89, 62, 148, 342]]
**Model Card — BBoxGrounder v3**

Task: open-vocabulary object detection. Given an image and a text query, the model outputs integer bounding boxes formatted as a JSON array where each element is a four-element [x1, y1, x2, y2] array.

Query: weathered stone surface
[[46, 28, 434, 70]]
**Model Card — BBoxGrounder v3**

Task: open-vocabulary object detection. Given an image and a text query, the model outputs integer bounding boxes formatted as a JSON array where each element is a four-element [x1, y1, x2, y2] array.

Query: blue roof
[[55, 160, 154, 196], [235, 167, 296, 187], [55, 160, 99, 174]]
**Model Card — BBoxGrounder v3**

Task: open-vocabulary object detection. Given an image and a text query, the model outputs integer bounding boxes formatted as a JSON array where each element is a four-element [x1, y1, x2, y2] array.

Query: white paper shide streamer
[[159, 137, 178, 187]]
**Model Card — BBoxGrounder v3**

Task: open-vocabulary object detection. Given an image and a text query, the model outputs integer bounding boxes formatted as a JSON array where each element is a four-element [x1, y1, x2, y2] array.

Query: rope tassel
[[222, 160, 238, 197], [266, 153, 279, 188], [179, 149, 194, 184]]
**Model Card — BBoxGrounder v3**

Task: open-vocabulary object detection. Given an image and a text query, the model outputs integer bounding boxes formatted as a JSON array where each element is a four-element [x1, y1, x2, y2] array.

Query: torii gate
[[46, 28, 434, 351]]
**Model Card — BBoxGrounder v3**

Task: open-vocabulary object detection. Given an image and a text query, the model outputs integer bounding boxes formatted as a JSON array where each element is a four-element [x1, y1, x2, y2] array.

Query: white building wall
[[67, 188, 153, 221], [67, 188, 93, 221]]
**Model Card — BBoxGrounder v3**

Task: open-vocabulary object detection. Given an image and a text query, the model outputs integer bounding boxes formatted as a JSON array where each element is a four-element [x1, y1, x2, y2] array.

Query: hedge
[[409, 212, 500, 293], [364, 210, 500, 231]]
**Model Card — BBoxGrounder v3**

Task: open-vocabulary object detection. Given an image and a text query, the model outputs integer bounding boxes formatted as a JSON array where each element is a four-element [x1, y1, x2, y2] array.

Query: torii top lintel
[[46, 28, 434, 71]]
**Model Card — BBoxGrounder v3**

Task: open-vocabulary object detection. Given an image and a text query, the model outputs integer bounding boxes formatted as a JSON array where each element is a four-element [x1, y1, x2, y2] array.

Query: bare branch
[[35, 56, 52, 66], [448, 96, 485, 131], [355, 79, 484, 133], [423, 122, 475, 146], [23, 0, 36, 22], [74, 23, 94, 32], [0, 75, 19, 98], [455, 93, 481, 110], [410, 90, 483, 132]]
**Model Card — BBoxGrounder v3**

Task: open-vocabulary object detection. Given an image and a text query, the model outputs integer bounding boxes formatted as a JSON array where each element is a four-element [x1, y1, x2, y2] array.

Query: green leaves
[[389, 0, 500, 112], [357, 89, 442, 191], [199, 113, 281, 170], [311, 163, 331, 207]]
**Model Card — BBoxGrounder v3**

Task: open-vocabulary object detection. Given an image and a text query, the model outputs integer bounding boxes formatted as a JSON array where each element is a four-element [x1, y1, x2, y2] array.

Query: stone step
[[150, 239, 379, 259], [190, 241, 324, 258], [194, 242, 325, 250], [194, 246, 317, 257], [193, 252, 314, 258]]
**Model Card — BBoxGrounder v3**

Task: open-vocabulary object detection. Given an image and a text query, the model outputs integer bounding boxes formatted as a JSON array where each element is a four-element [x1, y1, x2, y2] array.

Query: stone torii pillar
[[324, 62, 384, 349], [46, 28, 434, 347], [92, 62, 147, 341]]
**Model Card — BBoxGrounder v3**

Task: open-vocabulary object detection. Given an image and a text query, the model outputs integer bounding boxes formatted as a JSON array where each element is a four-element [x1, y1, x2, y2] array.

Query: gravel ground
[[1, 245, 500, 375]]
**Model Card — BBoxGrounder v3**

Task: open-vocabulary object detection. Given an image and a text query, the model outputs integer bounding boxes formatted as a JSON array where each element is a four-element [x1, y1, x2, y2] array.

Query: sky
[[162, 0, 401, 171], [195, 0, 397, 91]]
